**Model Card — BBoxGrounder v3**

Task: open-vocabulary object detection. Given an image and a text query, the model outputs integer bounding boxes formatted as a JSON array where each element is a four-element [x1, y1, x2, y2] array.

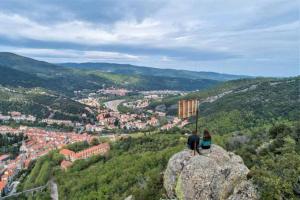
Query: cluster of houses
[[91, 107, 186, 132], [0, 126, 97, 196], [160, 117, 188, 130], [59, 142, 110, 170], [0, 153, 23, 196], [140, 90, 185, 96], [78, 95, 187, 132], [95, 111, 160, 131], [123, 99, 150, 109], [71, 88, 190, 133], [0, 112, 36, 123], [0, 111, 80, 128], [97, 88, 130, 97], [41, 119, 73, 126], [0, 126, 23, 135]]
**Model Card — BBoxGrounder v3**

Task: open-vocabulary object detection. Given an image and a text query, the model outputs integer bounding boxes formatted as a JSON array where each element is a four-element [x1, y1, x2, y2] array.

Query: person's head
[[192, 130, 197, 135], [203, 129, 211, 137]]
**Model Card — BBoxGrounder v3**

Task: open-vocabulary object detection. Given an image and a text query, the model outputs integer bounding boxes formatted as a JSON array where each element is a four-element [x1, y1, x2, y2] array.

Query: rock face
[[164, 145, 258, 200]]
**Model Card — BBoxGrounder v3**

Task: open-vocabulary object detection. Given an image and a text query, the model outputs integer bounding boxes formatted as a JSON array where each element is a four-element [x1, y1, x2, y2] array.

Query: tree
[[91, 138, 100, 146], [114, 118, 120, 128]]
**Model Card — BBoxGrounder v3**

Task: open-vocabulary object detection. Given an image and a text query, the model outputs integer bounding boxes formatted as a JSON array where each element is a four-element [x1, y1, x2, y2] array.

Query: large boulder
[[164, 145, 258, 200]]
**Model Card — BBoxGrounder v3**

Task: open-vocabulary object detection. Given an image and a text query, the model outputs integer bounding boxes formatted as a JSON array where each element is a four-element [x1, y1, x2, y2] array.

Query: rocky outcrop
[[164, 145, 258, 200]]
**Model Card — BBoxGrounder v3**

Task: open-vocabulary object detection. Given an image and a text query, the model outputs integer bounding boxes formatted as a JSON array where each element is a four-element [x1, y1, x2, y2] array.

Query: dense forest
[[12, 122, 300, 200], [13, 134, 184, 200], [149, 76, 299, 120], [200, 77, 299, 121]]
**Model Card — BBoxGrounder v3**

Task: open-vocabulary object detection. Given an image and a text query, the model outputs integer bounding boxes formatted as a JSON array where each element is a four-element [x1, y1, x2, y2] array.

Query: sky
[[0, 0, 299, 77]]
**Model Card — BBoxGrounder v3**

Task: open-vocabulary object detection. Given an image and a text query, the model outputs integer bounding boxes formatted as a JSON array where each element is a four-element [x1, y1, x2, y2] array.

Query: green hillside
[[15, 134, 184, 200], [0, 86, 92, 120], [0, 52, 220, 95], [16, 123, 300, 200], [149, 77, 299, 118], [0, 65, 45, 88], [71, 68, 219, 91], [198, 77, 299, 133], [0, 52, 63, 76]]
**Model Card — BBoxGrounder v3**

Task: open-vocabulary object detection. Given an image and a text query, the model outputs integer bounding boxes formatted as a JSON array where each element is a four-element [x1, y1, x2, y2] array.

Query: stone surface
[[164, 145, 258, 200], [124, 195, 134, 200]]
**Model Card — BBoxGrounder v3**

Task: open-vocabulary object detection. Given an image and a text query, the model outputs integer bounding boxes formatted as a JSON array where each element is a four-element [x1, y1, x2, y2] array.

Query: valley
[[0, 53, 299, 200], [0, 0, 298, 199]]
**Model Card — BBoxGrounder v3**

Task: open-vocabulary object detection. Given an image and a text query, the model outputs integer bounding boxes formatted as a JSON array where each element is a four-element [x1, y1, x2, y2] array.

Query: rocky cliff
[[164, 145, 258, 200]]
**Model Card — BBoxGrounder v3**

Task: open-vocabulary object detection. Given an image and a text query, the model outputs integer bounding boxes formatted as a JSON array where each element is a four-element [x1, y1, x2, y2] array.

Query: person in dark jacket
[[201, 129, 212, 149], [187, 130, 200, 155]]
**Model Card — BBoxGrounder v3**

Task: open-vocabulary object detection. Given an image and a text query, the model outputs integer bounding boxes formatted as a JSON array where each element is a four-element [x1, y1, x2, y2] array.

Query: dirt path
[[50, 179, 59, 200]]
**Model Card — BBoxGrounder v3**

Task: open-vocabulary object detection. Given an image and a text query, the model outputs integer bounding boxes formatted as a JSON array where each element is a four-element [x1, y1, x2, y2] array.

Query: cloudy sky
[[0, 0, 298, 76]]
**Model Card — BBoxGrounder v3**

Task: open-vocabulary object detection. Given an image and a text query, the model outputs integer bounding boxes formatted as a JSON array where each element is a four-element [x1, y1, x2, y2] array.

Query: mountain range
[[0, 52, 250, 95], [0, 52, 245, 119]]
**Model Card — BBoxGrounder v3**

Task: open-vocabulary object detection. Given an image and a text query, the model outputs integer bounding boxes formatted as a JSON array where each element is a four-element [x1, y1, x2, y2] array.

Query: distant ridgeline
[[60, 62, 248, 81], [0, 52, 233, 95]]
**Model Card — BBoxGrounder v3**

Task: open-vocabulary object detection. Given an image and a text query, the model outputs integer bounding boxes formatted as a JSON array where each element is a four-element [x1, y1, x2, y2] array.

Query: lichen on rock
[[163, 145, 258, 200]]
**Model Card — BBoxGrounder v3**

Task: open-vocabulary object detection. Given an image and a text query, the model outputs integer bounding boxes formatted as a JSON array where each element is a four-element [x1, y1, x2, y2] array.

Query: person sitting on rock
[[201, 129, 212, 149], [187, 130, 200, 155]]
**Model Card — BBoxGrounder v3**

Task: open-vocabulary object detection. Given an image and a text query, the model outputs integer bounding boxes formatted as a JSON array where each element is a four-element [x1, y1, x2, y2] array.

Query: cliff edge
[[163, 144, 258, 200]]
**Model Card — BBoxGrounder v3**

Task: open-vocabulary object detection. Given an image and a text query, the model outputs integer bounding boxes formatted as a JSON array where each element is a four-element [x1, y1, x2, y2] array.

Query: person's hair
[[192, 130, 197, 134], [203, 129, 211, 139]]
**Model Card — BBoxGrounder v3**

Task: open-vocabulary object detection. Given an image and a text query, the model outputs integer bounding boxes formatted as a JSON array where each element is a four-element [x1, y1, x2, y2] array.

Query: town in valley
[[0, 87, 189, 196]]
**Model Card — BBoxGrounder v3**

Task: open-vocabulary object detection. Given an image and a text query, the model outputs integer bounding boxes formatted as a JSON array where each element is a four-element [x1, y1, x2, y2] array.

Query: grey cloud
[[0, 0, 298, 76], [0, 35, 239, 61], [0, 0, 165, 24]]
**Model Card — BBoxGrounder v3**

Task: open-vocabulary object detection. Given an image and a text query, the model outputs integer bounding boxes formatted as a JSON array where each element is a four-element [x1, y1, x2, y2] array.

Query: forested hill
[[0, 86, 93, 120], [61, 62, 248, 81], [197, 76, 300, 133], [149, 76, 299, 125], [0, 52, 62, 76], [0, 65, 45, 88], [0, 52, 220, 95]]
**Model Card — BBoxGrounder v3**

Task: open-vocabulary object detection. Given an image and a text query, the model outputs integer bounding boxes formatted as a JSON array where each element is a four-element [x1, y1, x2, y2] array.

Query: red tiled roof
[[72, 143, 110, 160], [60, 160, 72, 169], [0, 181, 6, 191], [59, 149, 75, 156]]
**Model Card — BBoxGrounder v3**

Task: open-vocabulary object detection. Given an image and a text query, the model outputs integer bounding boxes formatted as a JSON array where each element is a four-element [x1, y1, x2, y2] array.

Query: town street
[[104, 100, 125, 112]]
